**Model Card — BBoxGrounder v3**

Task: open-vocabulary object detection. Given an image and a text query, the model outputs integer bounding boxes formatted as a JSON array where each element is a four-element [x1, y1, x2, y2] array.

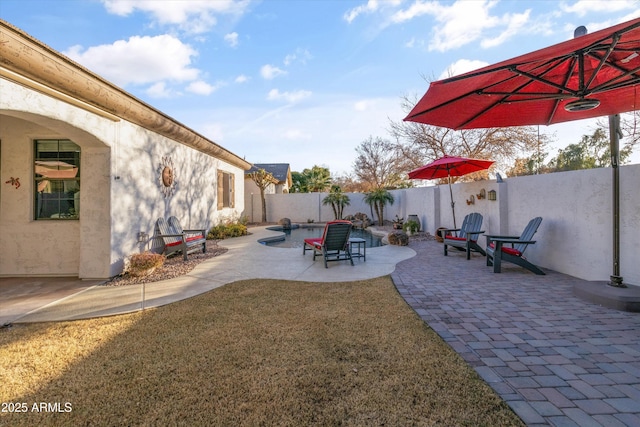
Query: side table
[[349, 237, 366, 262]]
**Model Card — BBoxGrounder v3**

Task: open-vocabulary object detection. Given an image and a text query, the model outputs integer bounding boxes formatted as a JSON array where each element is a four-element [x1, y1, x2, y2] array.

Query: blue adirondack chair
[[485, 217, 545, 275], [443, 212, 486, 260]]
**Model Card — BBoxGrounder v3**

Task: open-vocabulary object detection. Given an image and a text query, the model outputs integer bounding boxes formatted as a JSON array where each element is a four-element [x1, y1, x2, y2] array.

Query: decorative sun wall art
[[158, 156, 176, 198]]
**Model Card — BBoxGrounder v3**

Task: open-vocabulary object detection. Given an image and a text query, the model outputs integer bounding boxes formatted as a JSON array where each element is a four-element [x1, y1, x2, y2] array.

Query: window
[[34, 139, 81, 220], [217, 170, 234, 210]]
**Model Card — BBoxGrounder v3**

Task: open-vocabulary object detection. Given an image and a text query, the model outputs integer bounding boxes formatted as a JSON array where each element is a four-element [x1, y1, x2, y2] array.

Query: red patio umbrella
[[408, 155, 494, 228], [405, 18, 640, 129], [404, 17, 640, 287]]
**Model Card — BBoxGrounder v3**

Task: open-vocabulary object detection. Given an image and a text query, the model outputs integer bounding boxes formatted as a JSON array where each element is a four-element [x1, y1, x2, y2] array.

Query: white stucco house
[[0, 20, 251, 280]]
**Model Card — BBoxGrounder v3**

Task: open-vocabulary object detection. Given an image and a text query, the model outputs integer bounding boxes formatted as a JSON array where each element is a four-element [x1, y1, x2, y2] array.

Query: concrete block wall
[[248, 164, 640, 285]]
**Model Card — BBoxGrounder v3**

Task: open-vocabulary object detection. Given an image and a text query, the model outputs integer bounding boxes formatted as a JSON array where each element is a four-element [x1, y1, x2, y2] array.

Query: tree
[[363, 188, 394, 226], [247, 168, 277, 223], [389, 93, 549, 178], [331, 173, 368, 193], [303, 165, 332, 192], [548, 127, 632, 172], [290, 171, 308, 193], [322, 186, 350, 220], [352, 136, 409, 190], [597, 111, 639, 157]]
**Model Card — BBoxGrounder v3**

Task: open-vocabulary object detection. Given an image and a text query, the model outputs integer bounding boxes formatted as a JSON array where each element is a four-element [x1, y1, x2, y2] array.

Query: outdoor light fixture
[[564, 98, 601, 112], [488, 190, 497, 201], [137, 231, 149, 243]]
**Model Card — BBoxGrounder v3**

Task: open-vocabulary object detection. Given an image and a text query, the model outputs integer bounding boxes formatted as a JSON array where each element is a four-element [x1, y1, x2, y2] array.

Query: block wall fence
[[245, 164, 640, 285]]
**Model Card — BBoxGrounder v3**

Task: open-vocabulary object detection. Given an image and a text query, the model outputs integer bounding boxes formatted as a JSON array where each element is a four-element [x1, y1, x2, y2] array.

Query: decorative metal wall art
[[5, 177, 20, 189], [158, 156, 176, 198]]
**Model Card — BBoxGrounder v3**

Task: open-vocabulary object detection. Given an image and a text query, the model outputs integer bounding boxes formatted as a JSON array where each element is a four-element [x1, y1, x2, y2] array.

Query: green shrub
[[207, 222, 248, 240]]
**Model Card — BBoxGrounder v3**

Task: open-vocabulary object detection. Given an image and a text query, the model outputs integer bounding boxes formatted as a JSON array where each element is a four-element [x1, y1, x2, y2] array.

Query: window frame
[[217, 170, 235, 210], [33, 139, 81, 220]]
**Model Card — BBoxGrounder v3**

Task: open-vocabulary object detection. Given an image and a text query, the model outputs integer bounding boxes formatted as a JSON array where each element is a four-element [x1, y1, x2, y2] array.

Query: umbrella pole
[[448, 175, 456, 228], [609, 114, 625, 287]]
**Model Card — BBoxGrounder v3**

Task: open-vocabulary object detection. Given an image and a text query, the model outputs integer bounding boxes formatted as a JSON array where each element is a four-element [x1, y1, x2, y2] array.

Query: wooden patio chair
[[303, 220, 354, 268], [156, 217, 206, 261], [485, 217, 545, 275], [443, 212, 486, 260]]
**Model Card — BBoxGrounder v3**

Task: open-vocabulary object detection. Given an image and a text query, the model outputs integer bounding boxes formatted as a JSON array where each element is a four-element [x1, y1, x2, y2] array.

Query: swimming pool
[[261, 225, 383, 248]]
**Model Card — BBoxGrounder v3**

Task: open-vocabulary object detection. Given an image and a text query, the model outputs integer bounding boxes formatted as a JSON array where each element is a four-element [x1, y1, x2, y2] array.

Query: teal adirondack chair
[[303, 220, 354, 268], [485, 217, 545, 275], [443, 212, 486, 260]]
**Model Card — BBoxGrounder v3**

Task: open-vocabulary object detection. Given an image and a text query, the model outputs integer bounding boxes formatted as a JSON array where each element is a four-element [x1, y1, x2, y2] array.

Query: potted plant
[[392, 215, 404, 230], [403, 220, 420, 236], [435, 227, 450, 243]]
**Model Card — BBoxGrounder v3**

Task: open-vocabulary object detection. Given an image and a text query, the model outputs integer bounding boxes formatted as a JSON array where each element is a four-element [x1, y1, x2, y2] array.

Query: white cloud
[[267, 89, 312, 103], [389, 0, 531, 52], [480, 10, 531, 48], [283, 48, 313, 66], [559, 0, 637, 17], [101, 0, 251, 34], [438, 59, 489, 79], [146, 82, 173, 98], [224, 32, 239, 47], [235, 74, 249, 83], [64, 35, 199, 87], [427, 1, 501, 52], [186, 80, 219, 95], [390, 0, 440, 23], [344, 0, 404, 23], [344, 0, 382, 24], [260, 64, 287, 80]]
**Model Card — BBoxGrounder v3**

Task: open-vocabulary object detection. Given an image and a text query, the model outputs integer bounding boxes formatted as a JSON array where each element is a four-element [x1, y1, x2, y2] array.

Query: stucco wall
[[1, 78, 246, 279], [255, 165, 639, 285]]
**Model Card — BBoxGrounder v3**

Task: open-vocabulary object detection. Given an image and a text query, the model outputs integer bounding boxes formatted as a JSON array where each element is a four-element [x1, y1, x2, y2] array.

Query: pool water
[[262, 225, 383, 248]]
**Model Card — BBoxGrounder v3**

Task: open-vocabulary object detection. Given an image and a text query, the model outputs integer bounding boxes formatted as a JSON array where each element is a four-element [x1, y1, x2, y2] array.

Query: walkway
[[392, 240, 640, 427], [1, 226, 415, 324]]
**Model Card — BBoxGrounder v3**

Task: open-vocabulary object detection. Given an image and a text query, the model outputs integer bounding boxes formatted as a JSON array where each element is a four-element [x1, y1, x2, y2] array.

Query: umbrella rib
[[582, 35, 619, 91], [513, 68, 581, 96]]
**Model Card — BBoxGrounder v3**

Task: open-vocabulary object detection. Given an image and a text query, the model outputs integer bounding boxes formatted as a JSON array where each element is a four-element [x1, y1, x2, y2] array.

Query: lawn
[[0, 277, 523, 426]]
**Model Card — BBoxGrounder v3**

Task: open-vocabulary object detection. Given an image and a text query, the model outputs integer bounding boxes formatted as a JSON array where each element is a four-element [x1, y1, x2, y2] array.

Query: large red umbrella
[[405, 18, 640, 287], [405, 17, 640, 129], [408, 155, 494, 228]]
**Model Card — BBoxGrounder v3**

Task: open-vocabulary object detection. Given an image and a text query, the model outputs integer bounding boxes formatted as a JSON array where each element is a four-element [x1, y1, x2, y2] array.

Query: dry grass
[[0, 277, 523, 426]]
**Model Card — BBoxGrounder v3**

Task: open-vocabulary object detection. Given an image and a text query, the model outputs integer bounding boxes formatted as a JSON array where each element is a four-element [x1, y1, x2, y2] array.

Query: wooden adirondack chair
[[156, 217, 206, 261], [303, 220, 354, 268], [485, 217, 545, 275], [443, 212, 486, 260]]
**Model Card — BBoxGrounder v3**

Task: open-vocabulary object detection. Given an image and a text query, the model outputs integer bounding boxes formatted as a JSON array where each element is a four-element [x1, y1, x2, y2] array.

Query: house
[[245, 163, 292, 194], [243, 164, 292, 222], [0, 20, 252, 280]]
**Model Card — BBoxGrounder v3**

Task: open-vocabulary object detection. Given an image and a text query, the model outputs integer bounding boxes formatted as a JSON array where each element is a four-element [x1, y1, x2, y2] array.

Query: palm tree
[[363, 188, 394, 226], [322, 186, 350, 220], [305, 166, 332, 192]]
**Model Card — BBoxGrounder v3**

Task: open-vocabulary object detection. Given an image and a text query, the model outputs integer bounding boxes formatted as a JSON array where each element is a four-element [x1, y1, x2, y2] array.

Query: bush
[[207, 222, 248, 240], [126, 252, 165, 277]]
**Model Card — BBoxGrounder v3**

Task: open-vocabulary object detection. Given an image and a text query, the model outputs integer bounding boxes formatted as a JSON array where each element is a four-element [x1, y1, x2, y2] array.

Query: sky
[[2, 0, 640, 175]]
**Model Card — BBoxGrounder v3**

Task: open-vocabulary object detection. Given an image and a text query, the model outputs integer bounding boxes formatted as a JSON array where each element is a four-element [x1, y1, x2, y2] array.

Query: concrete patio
[[0, 226, 415, 324]]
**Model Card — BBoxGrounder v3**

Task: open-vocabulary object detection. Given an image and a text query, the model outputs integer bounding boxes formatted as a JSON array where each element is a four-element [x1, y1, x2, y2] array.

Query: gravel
[[103, 241, 228, 287]]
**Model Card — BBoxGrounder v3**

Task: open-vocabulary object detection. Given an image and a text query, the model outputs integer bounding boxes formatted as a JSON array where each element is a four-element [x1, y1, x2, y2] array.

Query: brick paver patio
[[392, 240, 640, 427]]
